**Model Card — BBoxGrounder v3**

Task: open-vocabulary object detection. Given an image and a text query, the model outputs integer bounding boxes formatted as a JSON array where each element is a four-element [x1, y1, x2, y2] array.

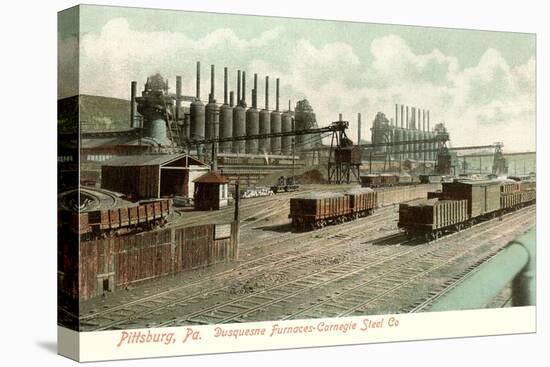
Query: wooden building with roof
[[101, 154, 209, 200], [193, 171, 230, 211]]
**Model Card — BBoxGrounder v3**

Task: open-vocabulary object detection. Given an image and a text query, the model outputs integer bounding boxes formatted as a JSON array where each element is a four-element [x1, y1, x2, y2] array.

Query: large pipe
[[265, 76, 269, 110], [270, 77, 281, 155], [175, 76, 181, 123], [259, 75, 271, 154], [220, 68, 233, 153], [237, 70, 241, 105], [205, 64, 219, 156], [357, 112, 362, 144], [253, 73, 258, 108], [130, 81, 137, 128], [422, 110, 426, 132], [276, 78, 280, 111], [242, 71, 246, 105], [196, 61, 200, 99], [223, 67, 228, 105], [210, 64, 215, 102]]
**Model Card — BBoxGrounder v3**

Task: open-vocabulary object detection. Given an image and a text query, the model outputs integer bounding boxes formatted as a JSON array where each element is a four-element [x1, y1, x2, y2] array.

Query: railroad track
[[79, 208, 399, 328], [182, 207, 534, 323], [285, 207, 535, 319], [79, 205, 534, 330], [150, 206, 534, 326]]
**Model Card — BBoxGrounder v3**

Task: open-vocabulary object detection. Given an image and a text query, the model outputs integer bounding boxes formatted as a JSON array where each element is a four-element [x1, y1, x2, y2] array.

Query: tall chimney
[[422, 110, 426, 131], [130, 81, 137, 128], [401, 104, 404, 129], [209, 64, 215, 103], [288, 100, 291, 112], [223, 67, 228, 105], [237, 70, 241, 104], [265, 76, 269, 109], [229, 91, 234, 107], [427, 110, 430, 131], [406, 106, 409, 129], [276, 78, 280, 111], [196, 61, 201, 99], [175, 76, 182, 123], [252, 89, 257, 109], [242, 71, 246, 104], [395, 104, 398, 127], [412, 107, 416, 129], [357, 112, 362, 144], [339, 113, 343, 121], [418, 108, 421, 130]]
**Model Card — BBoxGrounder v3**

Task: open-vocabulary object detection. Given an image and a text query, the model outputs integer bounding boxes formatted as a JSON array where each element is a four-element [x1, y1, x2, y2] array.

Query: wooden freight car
[[59, 187, 171, 239], [346, 188, 377, 218], [441, 180, 501, 220], [398, 199, 468, 240], [79, 199, 171, 238], [289, 193, 351, 231]]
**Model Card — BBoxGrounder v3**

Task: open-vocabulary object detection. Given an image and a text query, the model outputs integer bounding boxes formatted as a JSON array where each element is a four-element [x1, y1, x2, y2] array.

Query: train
[[271, 176, 300, 193], [360, 173, 452, 188], [398, 178, 536, 240], [59, 187, 172, 239], [289, 188, 377, 231]]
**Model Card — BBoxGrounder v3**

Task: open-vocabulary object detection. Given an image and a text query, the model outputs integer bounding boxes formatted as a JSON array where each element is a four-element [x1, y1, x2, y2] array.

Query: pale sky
[[58, 5, 536, 152]]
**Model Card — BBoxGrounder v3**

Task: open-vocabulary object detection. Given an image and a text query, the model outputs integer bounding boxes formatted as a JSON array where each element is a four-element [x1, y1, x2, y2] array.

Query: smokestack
[[209, 64, 215, 103], [395, 104, 398, 127], [237, 70, 241, 104], [252, 89, 257, 108], [196, 61, 201, 99], [265, 76, 269, 110], [406, 106, 409, 129], [175, 76, 182, 123], [427, 110, 430, 131], [401, 104, 404, 129], [288, 100, 291, 112], [412, 107, 416, 129], [422, 110, 426, 131], [242, 71, 246, 104], [418, 108, 421, 130], [224, 67, 228, 105], [357, 112, 362, 144], [276, 78, 280, 111], [339, 113, 343, 121], [130, 81, 137, 128], [230, 91, 234, 107]]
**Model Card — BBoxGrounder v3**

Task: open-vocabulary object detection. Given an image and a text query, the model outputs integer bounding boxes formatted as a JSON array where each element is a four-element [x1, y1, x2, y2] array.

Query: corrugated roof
[[102, 154, 207, 167], [194, 171, 229, 184]]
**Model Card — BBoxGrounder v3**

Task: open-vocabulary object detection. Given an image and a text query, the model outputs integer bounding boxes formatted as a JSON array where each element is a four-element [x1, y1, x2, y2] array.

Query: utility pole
[[291, 116, 296, 184], [233, 181, 240, 260]]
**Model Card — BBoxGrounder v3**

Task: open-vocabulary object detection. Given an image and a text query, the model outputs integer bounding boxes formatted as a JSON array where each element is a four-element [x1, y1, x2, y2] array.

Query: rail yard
[[58, 58, 536, 331], [71, 183, 535, 331]]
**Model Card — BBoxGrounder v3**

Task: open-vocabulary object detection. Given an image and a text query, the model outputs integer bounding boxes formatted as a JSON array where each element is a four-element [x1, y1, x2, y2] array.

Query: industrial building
[[101, 154, 209, 200]]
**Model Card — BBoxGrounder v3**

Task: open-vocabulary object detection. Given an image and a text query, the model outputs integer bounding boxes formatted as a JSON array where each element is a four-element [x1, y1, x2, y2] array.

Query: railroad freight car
[[398, 199, 468, 240], [59, 188, 171, 239], [289, 193, 350, 231], [289, 188, 377, 231], [441, 180, 501, 219], [398, 178, 536, 240], [360, 173, 418, 188]]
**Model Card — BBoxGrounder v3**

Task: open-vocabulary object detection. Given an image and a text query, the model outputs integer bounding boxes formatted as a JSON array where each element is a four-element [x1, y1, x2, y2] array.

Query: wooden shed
[[101, 154, 209, 200], [193, 171, 230, 211]]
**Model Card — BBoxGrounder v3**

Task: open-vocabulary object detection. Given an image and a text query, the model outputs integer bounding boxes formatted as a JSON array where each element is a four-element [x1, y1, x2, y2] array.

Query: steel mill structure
[[370, 104, 438, 163]]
